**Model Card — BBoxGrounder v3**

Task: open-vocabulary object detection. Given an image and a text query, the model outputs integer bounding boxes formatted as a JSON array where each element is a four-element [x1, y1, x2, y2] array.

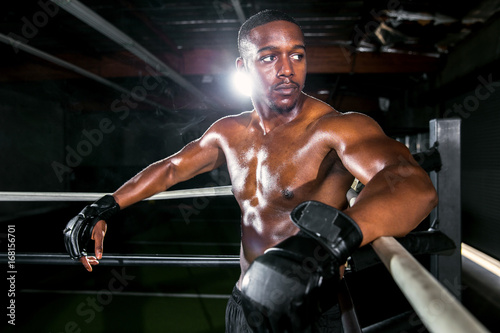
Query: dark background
[[1, 1, 499, 332]]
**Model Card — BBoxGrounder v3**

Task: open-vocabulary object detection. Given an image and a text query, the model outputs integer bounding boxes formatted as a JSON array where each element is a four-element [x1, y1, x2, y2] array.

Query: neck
[[253, 93, 306, 134]]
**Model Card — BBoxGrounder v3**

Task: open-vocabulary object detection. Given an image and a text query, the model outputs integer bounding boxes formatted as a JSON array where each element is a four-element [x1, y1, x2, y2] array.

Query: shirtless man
[[64, 9, 438, 333]]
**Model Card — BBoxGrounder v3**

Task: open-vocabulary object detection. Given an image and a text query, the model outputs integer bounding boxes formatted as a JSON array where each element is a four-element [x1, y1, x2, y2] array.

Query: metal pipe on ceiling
[[51, 0, 224, 110], [230, 0, 246, 24], [0, 33, 174, 114]]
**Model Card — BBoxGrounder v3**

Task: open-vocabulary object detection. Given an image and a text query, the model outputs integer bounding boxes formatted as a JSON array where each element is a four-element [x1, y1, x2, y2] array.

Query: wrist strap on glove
[[63, 195, 120, 260], [290, 200, 363, 266]]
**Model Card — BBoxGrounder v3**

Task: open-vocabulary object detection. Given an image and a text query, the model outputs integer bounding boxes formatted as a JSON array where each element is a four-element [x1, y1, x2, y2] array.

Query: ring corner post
[[429, 118, 462, 299]]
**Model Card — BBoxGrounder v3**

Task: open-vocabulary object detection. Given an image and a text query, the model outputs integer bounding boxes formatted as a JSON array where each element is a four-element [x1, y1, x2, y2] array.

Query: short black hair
[[238, 9, 303, 56]]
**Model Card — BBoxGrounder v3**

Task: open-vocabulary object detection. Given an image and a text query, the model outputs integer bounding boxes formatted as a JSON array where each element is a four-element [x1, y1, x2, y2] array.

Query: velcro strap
[[290, 201, 362, 264]]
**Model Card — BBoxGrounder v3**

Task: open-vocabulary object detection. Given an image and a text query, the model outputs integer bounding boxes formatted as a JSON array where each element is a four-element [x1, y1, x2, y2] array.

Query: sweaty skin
[[81, 21, 438, 289]]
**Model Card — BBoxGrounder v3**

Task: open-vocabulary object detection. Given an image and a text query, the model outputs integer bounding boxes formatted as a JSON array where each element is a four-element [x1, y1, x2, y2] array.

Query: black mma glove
[[63, 195, 120, 260], [240, 201, 363, 333]]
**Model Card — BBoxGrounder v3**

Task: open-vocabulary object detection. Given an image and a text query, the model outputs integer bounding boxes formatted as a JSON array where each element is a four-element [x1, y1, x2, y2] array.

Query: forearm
[[344, 164, 438, 246], [112, 159, 176, 209]]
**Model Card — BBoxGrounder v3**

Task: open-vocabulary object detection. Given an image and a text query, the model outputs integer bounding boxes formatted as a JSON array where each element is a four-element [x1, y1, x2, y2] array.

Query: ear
[[235, 57, 245, 71]]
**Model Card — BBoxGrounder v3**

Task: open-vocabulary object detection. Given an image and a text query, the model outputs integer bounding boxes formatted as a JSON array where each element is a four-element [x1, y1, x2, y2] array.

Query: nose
[[277, 57, 294, 78]]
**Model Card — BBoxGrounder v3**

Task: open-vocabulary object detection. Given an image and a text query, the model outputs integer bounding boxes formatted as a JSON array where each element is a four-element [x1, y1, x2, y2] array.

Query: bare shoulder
[[319, 109, 380, 127], [303, 95, 379, 130], [207, 111, 253, 135], [308, 108, 395, 159], [197, 111, 252, 145], [316, 110, 385, 138]]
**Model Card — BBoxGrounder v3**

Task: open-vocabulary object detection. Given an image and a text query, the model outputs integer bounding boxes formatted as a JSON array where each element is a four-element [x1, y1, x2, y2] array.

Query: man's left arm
[[239, 112, 436, 332], [331, 112, 438, 247]]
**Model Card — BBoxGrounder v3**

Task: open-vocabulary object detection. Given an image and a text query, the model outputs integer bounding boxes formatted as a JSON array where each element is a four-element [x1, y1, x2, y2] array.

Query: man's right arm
[[66, 119, 228, 271], [112, 125, 226, 209]]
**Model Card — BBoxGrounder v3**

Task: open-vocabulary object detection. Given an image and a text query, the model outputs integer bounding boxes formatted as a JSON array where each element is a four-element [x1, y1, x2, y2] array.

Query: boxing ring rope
[[0, 185, 233, 202], [0, 185, 237, 268], [371, 237, 489, 333], [0, 253, 239, 267]]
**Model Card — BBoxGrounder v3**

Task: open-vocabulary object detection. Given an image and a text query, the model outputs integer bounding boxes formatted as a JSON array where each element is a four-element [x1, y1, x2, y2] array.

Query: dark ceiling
[[1, 0, 500, 121], [3, 1, 498, 54]]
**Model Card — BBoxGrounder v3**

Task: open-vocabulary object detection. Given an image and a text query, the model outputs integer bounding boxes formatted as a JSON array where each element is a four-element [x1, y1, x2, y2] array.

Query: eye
[[261, 55, 276, 63], [291, 54, 304, 61]]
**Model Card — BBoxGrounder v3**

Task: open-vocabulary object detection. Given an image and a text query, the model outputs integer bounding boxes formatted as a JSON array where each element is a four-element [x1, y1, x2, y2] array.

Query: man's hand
[[63, 195, 120, 271], [80, 220, 107, 272], [240, 201, 363, 332]]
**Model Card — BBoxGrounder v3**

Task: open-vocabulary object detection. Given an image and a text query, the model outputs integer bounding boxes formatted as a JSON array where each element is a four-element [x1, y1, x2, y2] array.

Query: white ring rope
[[371, 237, 490, 333], [0, 185, 233, 202]]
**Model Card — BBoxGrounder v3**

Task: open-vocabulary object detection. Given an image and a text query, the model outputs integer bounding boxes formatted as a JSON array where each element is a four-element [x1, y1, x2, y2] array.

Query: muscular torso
[[215, 96, 355, 282]]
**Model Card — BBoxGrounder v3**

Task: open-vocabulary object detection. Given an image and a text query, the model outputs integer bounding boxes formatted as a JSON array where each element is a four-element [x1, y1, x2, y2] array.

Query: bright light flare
[[231, 70, 252, 97]]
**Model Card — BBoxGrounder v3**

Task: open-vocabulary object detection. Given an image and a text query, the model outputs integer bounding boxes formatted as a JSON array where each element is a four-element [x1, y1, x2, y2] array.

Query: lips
[[274, 82, 299, 95]]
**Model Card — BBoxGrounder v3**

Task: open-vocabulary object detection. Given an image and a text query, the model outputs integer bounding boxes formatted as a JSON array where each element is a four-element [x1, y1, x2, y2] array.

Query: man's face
[[239, 20, 306, 114]]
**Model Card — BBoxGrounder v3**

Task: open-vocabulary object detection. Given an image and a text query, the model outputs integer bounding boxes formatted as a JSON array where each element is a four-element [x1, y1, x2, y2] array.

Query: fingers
[[339, 265, 346, 279], [82, 220, 107, 272], [91, 220, 107, 260], [80, 256, 99, 272]]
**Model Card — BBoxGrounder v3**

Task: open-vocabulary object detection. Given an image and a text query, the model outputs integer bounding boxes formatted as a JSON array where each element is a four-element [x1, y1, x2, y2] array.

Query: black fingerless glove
[[240, 201, 363, 333], [63, 195, 120, 260]]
